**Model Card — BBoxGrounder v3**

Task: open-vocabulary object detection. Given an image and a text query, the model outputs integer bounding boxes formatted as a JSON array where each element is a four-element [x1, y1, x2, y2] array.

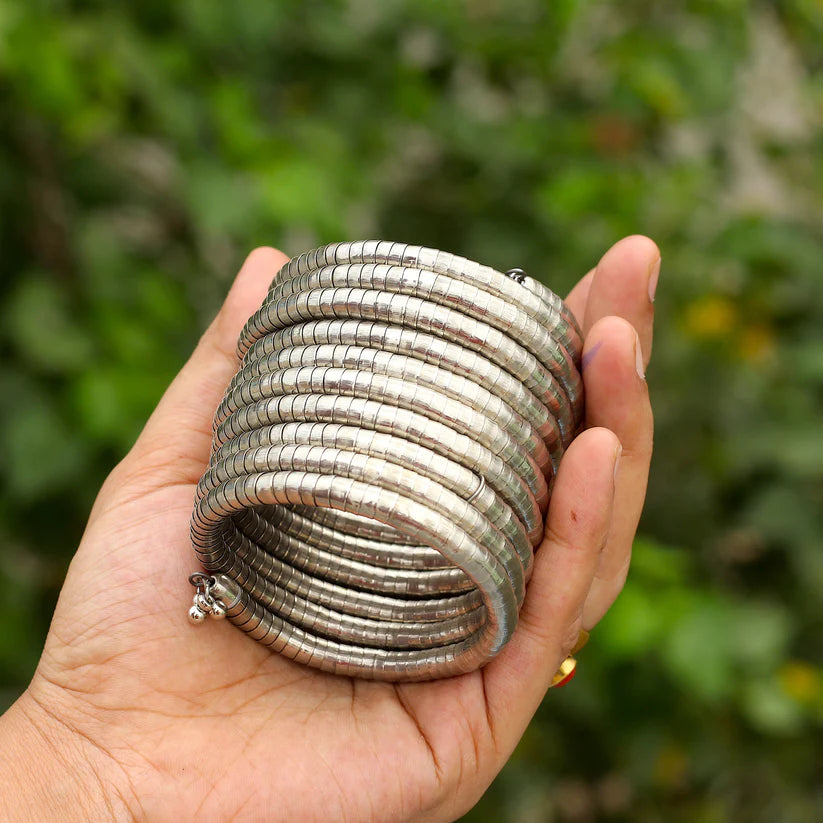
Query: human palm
[[2, 236, 657, 823]]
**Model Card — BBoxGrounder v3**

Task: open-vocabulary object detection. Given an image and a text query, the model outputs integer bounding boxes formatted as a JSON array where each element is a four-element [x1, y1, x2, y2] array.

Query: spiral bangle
[[188, 240, 584, 681]]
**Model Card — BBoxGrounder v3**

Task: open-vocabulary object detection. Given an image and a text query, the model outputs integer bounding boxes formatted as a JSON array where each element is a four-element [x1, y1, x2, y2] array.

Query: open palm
[[2, 236, 657, 823]]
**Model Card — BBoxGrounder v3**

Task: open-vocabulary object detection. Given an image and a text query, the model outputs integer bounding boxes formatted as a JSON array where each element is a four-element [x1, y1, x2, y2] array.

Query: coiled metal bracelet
[[188, 241, 584, 681]]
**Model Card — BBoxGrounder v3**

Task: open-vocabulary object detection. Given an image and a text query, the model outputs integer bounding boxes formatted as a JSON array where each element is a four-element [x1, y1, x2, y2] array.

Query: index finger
[[582, 235, 660, 368]]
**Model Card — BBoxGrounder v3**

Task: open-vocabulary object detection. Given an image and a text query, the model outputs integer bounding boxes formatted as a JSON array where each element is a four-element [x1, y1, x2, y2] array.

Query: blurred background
[[1, 1, 822, 820]]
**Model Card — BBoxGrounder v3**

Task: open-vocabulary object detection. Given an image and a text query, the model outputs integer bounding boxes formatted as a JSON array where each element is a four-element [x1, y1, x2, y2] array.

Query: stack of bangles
[[188, 240, 587, 684]]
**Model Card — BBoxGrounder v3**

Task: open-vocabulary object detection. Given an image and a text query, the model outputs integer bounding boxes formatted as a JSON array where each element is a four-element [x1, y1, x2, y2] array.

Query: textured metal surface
[[190, 241, 583, 681]]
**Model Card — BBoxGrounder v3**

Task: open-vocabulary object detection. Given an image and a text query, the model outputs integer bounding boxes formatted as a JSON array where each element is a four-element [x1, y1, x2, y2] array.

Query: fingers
[[121, 247, 289, 486], [580, 316, 654, 628], [565, 234, 659, 627], [482, 427, 621, 753], [582, 234, 659, 368]]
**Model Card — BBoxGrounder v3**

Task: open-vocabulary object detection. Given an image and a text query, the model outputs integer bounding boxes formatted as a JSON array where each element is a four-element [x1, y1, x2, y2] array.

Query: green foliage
[[1, 0, 822, 819]]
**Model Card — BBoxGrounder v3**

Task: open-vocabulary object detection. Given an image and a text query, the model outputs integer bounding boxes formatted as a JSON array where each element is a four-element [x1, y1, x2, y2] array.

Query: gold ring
[[549, 629, 589, 688]]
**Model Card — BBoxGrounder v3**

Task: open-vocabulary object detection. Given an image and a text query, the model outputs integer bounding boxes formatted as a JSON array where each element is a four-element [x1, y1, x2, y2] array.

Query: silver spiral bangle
[[188, 240, 584, 681]]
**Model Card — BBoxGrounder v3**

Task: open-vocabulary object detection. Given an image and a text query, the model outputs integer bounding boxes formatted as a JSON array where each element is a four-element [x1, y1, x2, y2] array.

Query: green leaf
[[4, 276, 94, 374]]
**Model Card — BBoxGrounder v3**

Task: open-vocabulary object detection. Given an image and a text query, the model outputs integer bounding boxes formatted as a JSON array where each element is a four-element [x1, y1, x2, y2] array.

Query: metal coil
[[190, 241, 584, 681]]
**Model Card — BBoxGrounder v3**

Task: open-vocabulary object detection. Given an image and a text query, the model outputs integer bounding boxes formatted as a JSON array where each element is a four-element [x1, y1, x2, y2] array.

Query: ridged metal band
[[190, 241, 584, 681]]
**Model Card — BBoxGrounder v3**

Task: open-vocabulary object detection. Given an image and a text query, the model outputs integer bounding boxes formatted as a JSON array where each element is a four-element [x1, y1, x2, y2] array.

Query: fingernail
[[648, 257, 661, 303], [613, 443, 623, 483], [634, 330, 645, 379]]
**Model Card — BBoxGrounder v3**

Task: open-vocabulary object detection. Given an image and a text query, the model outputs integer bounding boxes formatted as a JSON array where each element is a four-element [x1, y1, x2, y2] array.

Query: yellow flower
[[778, 661, 822, 705], [683, 295, 737, 340], [736, 324, 776, 364]]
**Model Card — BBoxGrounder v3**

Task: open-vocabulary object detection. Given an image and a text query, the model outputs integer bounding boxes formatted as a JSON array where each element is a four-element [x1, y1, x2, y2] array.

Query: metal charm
[[187, 573, 227, 623]]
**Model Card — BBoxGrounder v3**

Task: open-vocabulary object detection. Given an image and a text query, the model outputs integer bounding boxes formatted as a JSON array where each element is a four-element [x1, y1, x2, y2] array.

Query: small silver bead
[[188, 605, 207, 624]]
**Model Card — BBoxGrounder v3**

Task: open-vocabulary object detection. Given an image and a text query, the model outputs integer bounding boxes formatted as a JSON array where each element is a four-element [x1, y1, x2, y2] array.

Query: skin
[[0, 235, 658, 823]]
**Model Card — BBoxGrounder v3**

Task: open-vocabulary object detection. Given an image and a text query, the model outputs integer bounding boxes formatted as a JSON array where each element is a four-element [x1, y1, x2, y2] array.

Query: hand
[[0, 236, 657, 823]]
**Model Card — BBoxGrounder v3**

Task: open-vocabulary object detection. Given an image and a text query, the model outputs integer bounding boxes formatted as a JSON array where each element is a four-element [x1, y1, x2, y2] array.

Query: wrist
[[0, 689, 130, 823]]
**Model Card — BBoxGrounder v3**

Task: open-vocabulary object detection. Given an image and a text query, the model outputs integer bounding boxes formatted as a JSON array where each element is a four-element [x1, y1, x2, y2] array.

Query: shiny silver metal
[[189, 241, 583, 681], [187, 573, 228, 623]]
